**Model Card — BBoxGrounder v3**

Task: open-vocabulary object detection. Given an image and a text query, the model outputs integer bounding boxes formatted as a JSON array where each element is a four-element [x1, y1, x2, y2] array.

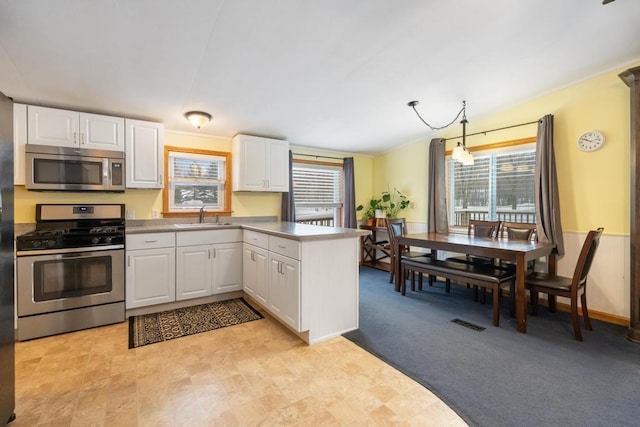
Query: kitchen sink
[[173, 222, 233, 228]]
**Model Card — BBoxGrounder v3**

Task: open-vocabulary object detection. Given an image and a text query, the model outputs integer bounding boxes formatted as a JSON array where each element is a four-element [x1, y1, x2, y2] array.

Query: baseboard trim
[[546, 300, 630, 327]]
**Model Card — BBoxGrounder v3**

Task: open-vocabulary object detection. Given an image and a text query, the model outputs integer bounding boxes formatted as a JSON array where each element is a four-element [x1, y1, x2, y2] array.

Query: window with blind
[[164, 147, 230, 214], [292, 162, 343, 227], [447, 147, 536, 227]]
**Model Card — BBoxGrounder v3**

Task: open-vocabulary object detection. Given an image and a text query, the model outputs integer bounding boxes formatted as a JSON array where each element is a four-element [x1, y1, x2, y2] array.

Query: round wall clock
[[577, 131, 605, 152]]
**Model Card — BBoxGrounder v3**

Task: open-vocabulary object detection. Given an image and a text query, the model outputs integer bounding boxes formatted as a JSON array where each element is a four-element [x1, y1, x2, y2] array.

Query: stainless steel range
[[16, 204, 125, 340]]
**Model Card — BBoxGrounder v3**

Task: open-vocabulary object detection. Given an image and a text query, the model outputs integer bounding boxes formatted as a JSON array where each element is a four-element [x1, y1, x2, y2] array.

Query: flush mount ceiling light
[[184, 111, 212, 129], [408, 100, 473, 165]]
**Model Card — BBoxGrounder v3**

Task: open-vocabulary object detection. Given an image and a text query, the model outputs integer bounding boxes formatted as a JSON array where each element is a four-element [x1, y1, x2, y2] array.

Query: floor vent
[[451, 318, 485, 331]]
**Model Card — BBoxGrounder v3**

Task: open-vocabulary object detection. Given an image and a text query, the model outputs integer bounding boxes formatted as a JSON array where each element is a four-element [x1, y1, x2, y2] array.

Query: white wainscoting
[[401, 222, 630, 320]]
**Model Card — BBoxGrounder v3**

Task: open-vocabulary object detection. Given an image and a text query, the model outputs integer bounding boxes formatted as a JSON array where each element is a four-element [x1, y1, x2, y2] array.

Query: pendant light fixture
[[408, 100, 473, 165], [184, 111, 212, 129]]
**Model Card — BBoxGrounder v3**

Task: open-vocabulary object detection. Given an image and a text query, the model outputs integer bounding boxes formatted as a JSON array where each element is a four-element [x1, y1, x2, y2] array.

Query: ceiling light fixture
[[408, 100, 473, 165], [184, 111, 212, 129]]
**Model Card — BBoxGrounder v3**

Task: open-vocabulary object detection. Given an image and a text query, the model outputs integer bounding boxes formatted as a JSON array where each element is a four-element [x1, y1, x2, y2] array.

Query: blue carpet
[[344, 267, 640, 426]]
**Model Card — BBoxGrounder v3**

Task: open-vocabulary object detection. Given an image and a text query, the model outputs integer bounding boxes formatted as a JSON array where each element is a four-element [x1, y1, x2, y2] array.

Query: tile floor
[[13, 313, 466, 426]]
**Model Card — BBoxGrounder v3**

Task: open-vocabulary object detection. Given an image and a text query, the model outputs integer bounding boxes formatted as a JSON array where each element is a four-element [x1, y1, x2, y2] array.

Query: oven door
[[17, 246, 125, 317]]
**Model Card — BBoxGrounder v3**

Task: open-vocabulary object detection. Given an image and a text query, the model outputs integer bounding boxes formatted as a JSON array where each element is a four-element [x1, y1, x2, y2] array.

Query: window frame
[[445, 137, 536, 232], [162, 145, 232, 218]]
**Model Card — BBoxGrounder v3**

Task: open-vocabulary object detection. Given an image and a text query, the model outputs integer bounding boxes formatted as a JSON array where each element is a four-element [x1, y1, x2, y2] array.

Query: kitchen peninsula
[[126, 221, 369, 344]]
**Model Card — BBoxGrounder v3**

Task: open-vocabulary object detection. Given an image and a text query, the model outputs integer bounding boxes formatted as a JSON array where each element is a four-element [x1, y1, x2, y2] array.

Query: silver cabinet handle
[[213, 248, 216, 258], [208, 249, 211, 259], [81, 133, 86, 144], [127, 256, 130, 267], [73, 132, 78, 144], [144, 240, 158, 243]]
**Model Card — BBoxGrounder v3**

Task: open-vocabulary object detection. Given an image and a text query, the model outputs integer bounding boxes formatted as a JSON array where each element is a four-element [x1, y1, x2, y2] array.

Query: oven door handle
[[17, 244, 124, 257]]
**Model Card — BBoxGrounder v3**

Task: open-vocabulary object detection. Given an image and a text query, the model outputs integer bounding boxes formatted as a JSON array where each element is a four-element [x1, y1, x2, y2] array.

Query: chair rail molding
[[619, 65, 640, 343]]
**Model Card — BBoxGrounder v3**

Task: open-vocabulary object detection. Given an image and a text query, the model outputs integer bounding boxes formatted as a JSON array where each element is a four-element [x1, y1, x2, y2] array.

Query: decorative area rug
[[128, 298, 263, 348]]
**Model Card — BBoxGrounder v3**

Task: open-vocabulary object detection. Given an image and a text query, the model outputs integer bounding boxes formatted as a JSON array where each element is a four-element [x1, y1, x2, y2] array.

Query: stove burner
[[16, 205, 126, 253]]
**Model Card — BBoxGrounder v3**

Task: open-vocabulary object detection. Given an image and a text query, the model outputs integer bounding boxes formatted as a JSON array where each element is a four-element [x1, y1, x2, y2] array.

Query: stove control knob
[[33, 240, 42, 248], [104, 236, 113, 244], [91, 237, 100, 245], [47, 240, 56, 247]]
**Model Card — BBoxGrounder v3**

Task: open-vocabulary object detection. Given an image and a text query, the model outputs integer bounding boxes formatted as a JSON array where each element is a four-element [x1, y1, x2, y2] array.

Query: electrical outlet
[[152, 210, 159, 219], [126, 209, 135, 219]]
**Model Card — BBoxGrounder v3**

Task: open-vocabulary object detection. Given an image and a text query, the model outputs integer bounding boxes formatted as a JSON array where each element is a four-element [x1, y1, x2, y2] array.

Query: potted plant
[[382, 188, 410, 218], [357, 197, 384, 226]]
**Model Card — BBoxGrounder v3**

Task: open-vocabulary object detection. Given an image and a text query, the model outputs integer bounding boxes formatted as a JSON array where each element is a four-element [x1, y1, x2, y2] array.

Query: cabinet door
[[253, 247, 269, 305], [233, 135, 267, 191], [212, 242, 242, 294], [125, 119, 164, 188], [80, 112, 124, 151], [176, 245, 212, 300], [13, 103, 27, 185], [243, 244, 257, 297], [126, 247, 176, 309], [243, 244, 268, 304], [266, 138, 289, 191], [27, 106, 79, 147], [269, 254, 300, 330]]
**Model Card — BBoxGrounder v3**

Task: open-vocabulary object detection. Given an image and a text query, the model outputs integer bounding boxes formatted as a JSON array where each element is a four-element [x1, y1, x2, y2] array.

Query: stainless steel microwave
[[25, 144, 125, 192]]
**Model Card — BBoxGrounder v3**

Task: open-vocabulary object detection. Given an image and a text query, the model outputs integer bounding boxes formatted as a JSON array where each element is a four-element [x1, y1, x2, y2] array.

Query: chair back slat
[[386, 218, 408, 255], [468, 220, 500, 238], [500, 222, 537, 241], [573, 228, 604, 287]]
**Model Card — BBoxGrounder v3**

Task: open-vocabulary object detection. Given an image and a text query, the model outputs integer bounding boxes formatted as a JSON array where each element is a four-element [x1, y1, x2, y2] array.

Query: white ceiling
[[1, 0, 639, 155]]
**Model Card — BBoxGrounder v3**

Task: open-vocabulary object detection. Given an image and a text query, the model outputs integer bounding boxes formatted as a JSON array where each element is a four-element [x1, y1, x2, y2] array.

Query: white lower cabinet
[[176, 244, 212, 300], [176, 230, 243, 301], [268, 253, 300, 331], [243, 230, 301, 331], [126, 233, 176, 309], [243, 243, 269, 305]]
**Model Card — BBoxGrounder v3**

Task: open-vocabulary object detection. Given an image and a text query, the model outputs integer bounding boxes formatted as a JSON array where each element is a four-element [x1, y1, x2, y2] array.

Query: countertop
[[126, 221, 370, 242]]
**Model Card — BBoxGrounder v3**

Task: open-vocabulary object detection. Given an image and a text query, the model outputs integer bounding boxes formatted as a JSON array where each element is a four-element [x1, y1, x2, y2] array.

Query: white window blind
[[292, 163, 343, 226], [448, 148, 536, 226], [292, 164, 343, 208], [168, 151, 226, 210]]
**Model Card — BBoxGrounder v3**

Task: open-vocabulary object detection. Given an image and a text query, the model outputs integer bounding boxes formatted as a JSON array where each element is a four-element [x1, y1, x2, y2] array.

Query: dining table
[[395, 232, 557, 333]]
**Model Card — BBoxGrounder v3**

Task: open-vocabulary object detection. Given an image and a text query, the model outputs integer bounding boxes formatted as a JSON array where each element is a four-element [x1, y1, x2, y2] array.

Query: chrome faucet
[[199, 205, 218, 223], [214, 214, 220, 224]]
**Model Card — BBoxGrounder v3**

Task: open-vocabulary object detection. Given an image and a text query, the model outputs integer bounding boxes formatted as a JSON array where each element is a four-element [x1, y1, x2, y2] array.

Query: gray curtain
[[280, 150, 296, 222], [427, 138, 448, 233], [534, 114, 564, 256], [343, 157, 357, 228]]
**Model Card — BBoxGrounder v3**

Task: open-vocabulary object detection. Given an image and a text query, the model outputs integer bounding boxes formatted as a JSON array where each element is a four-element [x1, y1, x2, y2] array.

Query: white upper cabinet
[[27, 105, 124, 151], [125, 119, 164, 189], [232, 134, 289, 192], [79, 112, 125, 151], [13, 103, 27, 185]]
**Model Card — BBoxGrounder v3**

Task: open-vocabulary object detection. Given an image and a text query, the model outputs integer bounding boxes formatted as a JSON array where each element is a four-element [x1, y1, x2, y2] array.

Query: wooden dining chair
[[496, 222, 538, 315], [446, 220, 501, 297], [447, 220, 501, 266], [526, 227, 604, 341], [386, 218, 431, 285]]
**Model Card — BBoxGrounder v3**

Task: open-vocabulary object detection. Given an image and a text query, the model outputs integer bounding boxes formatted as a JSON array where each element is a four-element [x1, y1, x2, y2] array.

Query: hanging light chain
[[407, 100, 466, 131]]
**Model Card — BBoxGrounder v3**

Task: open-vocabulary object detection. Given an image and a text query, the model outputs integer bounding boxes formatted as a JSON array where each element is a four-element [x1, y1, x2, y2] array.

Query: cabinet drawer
[[269, 236, 300, 260], [244, 230, 269, 249], [127, 232, 175, 250], [176, 229, 242, 246]]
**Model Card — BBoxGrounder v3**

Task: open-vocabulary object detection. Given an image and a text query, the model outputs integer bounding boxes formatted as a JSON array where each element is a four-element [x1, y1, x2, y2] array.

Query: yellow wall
[[374, 62, 637, 235], [15, 131, 373, 224]]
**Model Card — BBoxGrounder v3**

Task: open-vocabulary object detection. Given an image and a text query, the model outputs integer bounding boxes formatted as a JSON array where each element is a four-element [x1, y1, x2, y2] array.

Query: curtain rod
[[444, 119, 540, 141], [292, 152, 344, 161]]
